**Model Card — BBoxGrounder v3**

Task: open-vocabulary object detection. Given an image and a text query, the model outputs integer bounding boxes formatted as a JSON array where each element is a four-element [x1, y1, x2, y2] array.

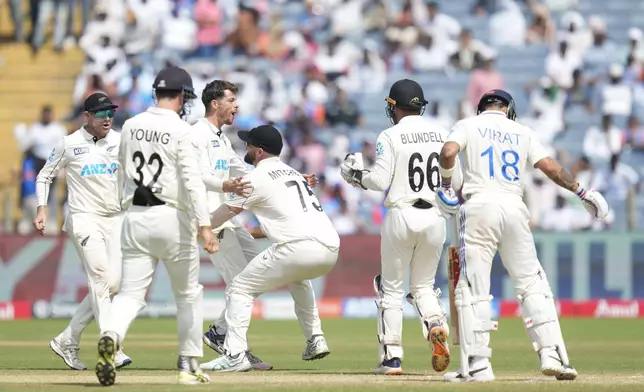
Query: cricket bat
[[447, 217, 461, 345]]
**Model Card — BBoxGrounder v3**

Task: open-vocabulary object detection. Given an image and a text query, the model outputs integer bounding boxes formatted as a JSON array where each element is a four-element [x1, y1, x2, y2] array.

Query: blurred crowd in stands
[[8, 0, 644, 234]]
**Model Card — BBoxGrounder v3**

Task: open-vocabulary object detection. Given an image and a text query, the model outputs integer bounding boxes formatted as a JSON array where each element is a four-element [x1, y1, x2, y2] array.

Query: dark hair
[[155, 90, 183, 100], [201, 80, 239, 113]]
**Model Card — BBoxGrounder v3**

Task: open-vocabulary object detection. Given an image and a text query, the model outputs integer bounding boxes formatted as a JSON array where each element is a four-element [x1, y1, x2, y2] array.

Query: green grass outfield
[[0, 318, 643, 391]]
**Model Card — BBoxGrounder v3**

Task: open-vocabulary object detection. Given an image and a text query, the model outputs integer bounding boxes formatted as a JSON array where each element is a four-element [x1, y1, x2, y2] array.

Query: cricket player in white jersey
[[95, 66, 218, 386], [437, 89, 609, 382], [199, 124, 340, 372], [34, 93, 132, 371], [192, 81, 327, 369], [340, 79, 460, 376]]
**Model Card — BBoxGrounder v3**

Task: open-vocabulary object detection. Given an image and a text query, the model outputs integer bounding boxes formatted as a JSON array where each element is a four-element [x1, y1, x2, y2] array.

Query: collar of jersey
[[148, 107, 180, 117], [80, 125, 112, 142], [256, 156, 280, 167], [201, 118, 223, 137], [397, 115, 422, 124], [480, 110, 507, 116]]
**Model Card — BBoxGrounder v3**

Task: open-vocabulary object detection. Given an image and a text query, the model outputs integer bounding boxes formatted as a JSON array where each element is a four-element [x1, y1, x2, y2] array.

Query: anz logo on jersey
[[80, 162, 118, 177], [214, 159, 229, 171]]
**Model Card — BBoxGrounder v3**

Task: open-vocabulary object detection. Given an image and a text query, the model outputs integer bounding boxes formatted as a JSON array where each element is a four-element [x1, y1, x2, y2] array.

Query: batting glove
[[577, 187, 609, 220], [436, 181, 460, 216], [341, 153, 368, 190]]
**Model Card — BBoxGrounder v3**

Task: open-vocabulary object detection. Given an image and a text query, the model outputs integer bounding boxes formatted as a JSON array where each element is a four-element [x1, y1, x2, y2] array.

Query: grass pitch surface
[[0, 318, 642, 391]]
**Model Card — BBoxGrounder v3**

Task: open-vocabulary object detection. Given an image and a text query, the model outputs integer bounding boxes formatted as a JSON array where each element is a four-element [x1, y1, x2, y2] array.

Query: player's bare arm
[[533, 157, 578, 192], [534, 156, 608, 219], [438, 141, 461, 183]]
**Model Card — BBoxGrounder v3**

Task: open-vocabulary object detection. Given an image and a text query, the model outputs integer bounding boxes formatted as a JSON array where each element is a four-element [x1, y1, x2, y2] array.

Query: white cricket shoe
[[200, 352, 252, 372], [178, 356, 211, 385], [302, 335, 330, 361], [540, 348, 578, 380], [115, 348, 132, 369], [444, 358, 495, 382], [49, 335, 87, 370], [374, 358, 403, 375]]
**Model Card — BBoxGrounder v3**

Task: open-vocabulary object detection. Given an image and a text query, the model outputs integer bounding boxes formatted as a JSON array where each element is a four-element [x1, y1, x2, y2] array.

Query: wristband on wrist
[[576, 186, 587, 198], [439, 164, 454, 179]]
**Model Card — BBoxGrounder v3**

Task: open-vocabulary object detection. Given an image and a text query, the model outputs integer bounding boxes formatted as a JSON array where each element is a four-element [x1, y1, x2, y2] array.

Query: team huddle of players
[[33, 65, 608, 386]]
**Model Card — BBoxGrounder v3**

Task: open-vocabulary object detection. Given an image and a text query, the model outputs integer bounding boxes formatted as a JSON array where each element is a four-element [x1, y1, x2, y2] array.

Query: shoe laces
[[63, 347, 81, 357], [246, 350, 263, 364]]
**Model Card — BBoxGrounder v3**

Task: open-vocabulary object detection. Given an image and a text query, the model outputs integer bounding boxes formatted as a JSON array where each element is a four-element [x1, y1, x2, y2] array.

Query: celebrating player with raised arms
[[437, 89, 608, 382]]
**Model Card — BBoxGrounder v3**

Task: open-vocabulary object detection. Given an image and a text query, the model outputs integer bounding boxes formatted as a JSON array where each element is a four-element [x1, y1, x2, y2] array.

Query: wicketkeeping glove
[[436, 180, 460, 216], [341, 153, 368, 190], [577, 187, 609, 220]]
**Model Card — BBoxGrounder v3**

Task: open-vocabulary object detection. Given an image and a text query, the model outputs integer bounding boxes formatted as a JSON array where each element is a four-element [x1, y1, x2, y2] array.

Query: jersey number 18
[[408, 152, 440, 192]]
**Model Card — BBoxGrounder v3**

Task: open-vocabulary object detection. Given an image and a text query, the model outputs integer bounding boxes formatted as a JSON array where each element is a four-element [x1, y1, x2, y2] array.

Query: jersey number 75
[[408, 152, 440, 192]]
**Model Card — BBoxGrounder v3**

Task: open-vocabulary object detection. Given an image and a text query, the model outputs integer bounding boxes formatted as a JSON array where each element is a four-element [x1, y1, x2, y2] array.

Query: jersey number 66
[[408, 152, 440, 192]]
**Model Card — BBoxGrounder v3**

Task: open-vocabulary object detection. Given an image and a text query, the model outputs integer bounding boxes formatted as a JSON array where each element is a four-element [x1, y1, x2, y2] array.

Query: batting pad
[[406, 290, 448, 340], [455, 282, 498, 360]]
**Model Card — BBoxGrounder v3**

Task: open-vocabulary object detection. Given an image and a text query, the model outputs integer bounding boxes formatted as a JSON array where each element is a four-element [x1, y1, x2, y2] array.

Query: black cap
[[237, 125, 283, 156], [386, 79, 428, 110], [153, 66, 197, 98], [84, 92, 118, 113]]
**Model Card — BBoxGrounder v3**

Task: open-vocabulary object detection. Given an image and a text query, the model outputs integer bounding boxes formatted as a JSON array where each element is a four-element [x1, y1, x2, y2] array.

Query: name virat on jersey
[[400, 131, 444, 144], [478, 128, 520, 146]]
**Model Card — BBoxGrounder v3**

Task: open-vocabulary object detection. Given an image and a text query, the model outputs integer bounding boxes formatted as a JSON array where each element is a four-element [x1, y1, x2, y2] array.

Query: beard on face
[[244, 151, 255, 165]]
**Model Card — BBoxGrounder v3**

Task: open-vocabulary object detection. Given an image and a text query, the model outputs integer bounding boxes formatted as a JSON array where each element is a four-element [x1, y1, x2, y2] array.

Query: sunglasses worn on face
[[93, 110, 115, 119]]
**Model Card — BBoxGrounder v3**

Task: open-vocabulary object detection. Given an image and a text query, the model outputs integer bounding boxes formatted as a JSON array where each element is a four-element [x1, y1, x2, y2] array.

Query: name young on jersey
[[401, 132, 444, 145], [130, 128, 170, 145]]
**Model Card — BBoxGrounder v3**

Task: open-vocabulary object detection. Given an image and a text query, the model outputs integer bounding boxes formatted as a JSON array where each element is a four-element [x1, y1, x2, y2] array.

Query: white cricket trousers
[[103, 205, 204, 357], [223, 239, 339, 356], [458, 194, 551, 350], [210, 227, 326, 340], [378, 205, 446, 361], [63, 212, 122, 344]]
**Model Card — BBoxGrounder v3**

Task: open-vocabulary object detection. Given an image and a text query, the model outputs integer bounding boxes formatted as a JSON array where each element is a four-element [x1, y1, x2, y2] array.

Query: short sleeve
[[527, 132, 550, 167], [446, 121, 467, 149]]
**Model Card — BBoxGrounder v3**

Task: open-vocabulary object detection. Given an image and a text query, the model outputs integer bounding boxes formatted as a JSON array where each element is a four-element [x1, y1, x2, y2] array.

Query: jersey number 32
[[408, 152, 440, 192]]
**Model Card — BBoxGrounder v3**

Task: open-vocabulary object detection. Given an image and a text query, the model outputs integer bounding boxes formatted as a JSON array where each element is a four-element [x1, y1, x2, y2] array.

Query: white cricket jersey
[[191, 118, 250, 231], [225, 157, 340, 249], [119, 107, 210, 226], [362, 115, 459, 208], [36, 126, 121, 216], [447, 110, 550, 199]]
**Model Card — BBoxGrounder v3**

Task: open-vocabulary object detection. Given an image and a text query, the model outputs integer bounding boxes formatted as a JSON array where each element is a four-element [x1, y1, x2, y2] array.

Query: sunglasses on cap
[[92, 110, 115, 119]]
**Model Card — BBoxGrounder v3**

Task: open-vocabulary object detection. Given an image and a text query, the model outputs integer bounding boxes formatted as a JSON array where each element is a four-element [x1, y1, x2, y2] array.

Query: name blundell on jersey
[[129, 128, 171, 145], [400, 131, 444, 144], [268, 168, 299, 180]]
